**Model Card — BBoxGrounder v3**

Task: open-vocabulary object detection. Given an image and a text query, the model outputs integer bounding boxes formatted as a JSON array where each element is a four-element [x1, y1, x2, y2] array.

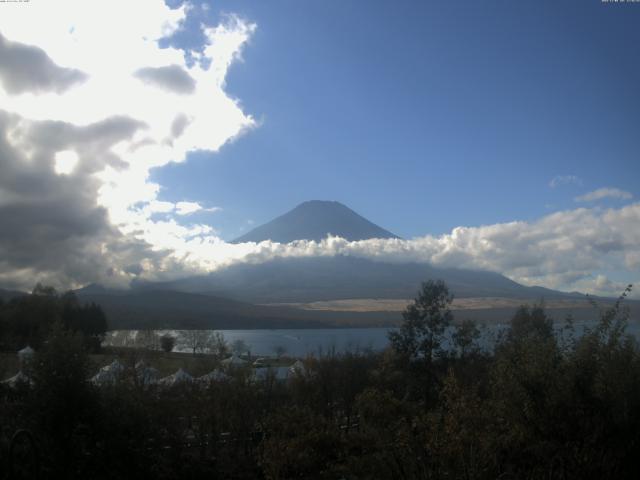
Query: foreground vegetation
[[0, 282, 639, 479]]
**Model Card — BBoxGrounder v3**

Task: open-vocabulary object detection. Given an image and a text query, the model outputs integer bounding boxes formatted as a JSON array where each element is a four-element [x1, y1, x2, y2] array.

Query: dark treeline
[[1, 281, 639, 479], [0, 283, 108, 353]]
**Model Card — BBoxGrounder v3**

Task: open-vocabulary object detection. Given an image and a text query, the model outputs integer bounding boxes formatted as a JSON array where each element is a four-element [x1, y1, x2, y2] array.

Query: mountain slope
[[143, 255, 582, 304], [146, 200, 585, 303], [232, 200, 399, 243]]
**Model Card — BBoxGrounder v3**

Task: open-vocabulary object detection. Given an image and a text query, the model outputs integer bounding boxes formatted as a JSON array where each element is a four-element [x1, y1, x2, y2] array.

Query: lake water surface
[[105, 321, 640, 357]]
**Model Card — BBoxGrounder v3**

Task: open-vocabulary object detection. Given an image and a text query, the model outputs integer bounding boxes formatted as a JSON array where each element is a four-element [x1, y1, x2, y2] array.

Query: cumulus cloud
[[575, 187, 633, 202], [0, 110, 167, 290], [134, 65, 196, 94], [111, 203, 638, 299], [549, 175, 582, 188], [0, 33, 88, 95], [0, 0, 255, 290]]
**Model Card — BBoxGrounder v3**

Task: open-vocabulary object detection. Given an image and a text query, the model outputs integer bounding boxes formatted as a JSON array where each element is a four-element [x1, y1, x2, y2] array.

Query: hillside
[[147, 255, 582, 304]]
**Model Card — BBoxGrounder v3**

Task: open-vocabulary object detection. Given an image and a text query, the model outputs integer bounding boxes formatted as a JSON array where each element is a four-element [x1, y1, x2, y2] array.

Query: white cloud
[[174, 201, 221, 216], [115, 203, 639, 299], [0, 0, 256, 289], [549, 175, 582, 188], [175, 201, 203, 216], [575, 187, 633, 202]]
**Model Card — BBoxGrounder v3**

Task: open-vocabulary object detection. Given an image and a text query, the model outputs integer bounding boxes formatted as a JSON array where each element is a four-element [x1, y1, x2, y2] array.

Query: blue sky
[[155, 0, 639, 240]]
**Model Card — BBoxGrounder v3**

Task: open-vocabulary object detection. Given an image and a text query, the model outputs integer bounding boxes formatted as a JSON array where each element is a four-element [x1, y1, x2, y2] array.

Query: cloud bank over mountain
[[0, 0, 637, 298], [156, 203, 638, 299]]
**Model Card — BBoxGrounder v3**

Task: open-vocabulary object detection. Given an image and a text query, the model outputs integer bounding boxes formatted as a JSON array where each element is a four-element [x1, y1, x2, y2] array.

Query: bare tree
[[181, 330, 210, 356], [231, 338, 249, 357], [208, 331, 230, 359]]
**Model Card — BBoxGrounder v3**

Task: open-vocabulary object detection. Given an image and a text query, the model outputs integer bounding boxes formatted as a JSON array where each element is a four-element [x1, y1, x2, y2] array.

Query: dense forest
[[0, 283, 108, 353], [0, 281, 638, 479]]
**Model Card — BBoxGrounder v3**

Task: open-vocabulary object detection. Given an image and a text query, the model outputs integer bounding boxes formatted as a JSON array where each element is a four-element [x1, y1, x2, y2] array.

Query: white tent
[[158, 368, 193, 387], [1, 371, 33, 388], [91, 369, 118, 386], [91, 359, 126, 386], [106, 359, 125, 374], [17, 346, 35, 362], [221, 354, 248, 367], [134, 360, 160, 384], [198, 369, 228, 384], [137, 366, 160, 385]]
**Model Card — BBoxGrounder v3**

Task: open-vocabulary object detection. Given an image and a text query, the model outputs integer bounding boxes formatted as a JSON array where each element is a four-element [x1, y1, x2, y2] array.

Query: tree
[[507, 302, 553, 343], [231, 338, 249, 357], [452, 319, 481, 358], [210, 331, 230, 359], [181, 330, 209, 356], [160, 334, 176, 353], [0, 285, 107, 351], [388, 279, 453, 361], [28, 322, 98, 476], [32, 283, 57, 296]]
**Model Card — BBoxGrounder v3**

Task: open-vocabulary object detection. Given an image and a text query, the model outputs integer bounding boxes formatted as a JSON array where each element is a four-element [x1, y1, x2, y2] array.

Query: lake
[[106, 328, 392, 357], [105, 320, 640, 357]]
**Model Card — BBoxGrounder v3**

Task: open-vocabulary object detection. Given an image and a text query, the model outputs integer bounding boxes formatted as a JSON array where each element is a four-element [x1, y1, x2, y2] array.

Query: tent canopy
[[158, 368, 193, 387], [18, 346, 35, 360], [2, 371, 33, 388], [198, 370, 228, 383]]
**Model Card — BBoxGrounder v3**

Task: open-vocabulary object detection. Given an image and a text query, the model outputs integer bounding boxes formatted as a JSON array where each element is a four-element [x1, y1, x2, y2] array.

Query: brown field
[[266, 297, 596, 313]]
